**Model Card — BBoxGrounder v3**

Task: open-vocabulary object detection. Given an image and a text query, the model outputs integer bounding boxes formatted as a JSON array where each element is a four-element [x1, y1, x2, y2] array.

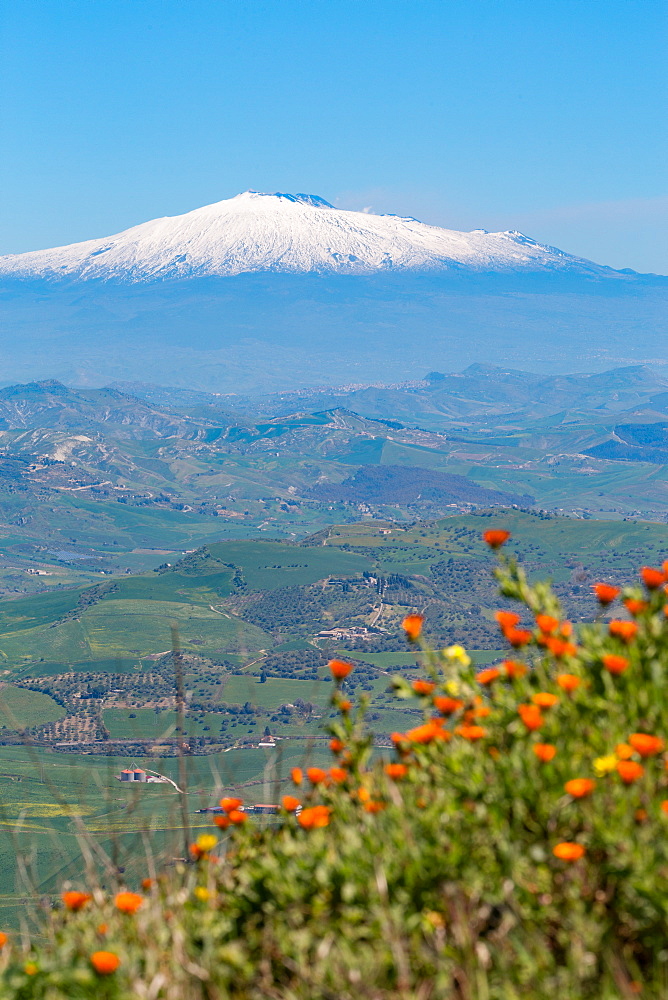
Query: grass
[[19, 658, 144, 677], [206, 539, 369, 591], [221, 675, 333, 709], [0, 738, 333, 927], [0, 686, 64, 728], [0, 589, 86, 635], [0, 599, 272, 668]]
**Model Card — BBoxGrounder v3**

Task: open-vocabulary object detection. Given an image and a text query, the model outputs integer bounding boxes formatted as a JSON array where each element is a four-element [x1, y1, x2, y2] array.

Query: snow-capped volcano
[[0, 191, 613, 282]]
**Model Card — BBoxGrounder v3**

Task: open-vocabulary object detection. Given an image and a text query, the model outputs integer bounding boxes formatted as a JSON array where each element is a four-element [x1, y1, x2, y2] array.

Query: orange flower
[[402, 614, 424, 642], [660, 800, 668, 815], [629, 733, 664, 757], [476, 667, 501, 685], [617, 760, 644, 784], [228, 809, 247, 825], [483, 529, 511, 549], [405, 720, 449, 744], [412, 679, 436, 695], [364, 800, 385, 813], [603, 654, 629, 675], [213, 814, 230, 829], [329, 738, 345, 753], [553, 842, 585, 862], [219, 797, 243, 813], [90, 951, 120, 976], [533, 743, 557, 762], [641, 566, 665, 589], [556, 673, 581, 693], [494, 610, 520, 630], [291, 767, 303, 785], [615, 742, 634, 760], [306, 767, 328, 784], [455, 724, 487, 741], [468, 705, 491, 720], [592, 583, 620, 605], [385, 763, 408, 779], [609, 620, 638, 643], [62, 891, 92, 912], [391, 731, 407, 746], [635, 808, 648, 823], [338, 699, 352, 712], [624, 599, 648, 616], [329, 659, 353, 680], [503, 659, 528, 679], [535, 614, 559, 634], [518, 704, 543, 731], [564, 778, 596, 799], [357, 787, 371, 803], [328, 766, 347, 783], [141, 878, 154, 891], [298, 805, 331, 829], [282, 795, 301, 812], [506, 628, 533, 648], [0, 932, 7, 949], [97, 924, 108, 936], [114, 891, 143, 915], [433, 696, 464, 714], [544, 636, 578, 658], [532, 692, 559, 709]]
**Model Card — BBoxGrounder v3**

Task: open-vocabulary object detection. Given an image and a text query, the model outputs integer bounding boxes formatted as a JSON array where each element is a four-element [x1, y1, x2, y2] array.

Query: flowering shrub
[[2, 536, 668, 998]]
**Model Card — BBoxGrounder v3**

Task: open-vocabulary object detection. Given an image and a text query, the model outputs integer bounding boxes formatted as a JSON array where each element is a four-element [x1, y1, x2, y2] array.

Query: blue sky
[[1, 0, 666, 272]]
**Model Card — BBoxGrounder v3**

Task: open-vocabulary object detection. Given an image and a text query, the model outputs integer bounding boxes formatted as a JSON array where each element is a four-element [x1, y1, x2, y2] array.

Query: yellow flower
[[593, 754, 618, 776], [444, 679, 461, 696], [194, 886, 210, 901], [196, 834, 217, 853], [444, 645, 471, 668]]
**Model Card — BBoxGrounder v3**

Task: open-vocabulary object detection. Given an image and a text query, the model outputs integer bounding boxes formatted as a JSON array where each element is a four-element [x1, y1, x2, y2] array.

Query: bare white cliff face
[[0, 191, 611, 282]]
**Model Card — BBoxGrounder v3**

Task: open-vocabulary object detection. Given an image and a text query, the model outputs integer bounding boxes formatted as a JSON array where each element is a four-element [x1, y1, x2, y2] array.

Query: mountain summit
[[0, 190, 615, 283]]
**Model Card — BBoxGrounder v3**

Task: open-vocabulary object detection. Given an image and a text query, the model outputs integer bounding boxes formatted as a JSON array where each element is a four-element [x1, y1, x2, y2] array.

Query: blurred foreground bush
[[2, 535, 668, 999]]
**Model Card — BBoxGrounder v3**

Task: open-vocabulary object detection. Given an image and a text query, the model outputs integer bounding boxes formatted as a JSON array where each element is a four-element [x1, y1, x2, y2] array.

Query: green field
[[205, 540, 369, 591], [0, 741, 335, 925], [222, 674, 334, 708], [103, 708, 229, 740], [0, 686, 64, 729], [0, 595, 271, 668]]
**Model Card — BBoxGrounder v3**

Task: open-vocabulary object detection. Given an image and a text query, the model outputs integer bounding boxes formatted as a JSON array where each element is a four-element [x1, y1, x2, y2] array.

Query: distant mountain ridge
[[0, 191, 622, 282]]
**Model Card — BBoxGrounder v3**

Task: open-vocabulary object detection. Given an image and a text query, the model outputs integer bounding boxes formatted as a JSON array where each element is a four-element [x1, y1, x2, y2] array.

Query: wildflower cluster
[[3, 532, 668, 998]]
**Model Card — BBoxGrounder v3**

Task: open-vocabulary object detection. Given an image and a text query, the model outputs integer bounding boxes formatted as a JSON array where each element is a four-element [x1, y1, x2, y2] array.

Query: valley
[[1, 364, 668, 911]]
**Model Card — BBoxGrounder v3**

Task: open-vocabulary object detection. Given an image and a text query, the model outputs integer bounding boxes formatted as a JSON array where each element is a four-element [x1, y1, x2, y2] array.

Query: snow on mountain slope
[[0, 191, 614, 282]]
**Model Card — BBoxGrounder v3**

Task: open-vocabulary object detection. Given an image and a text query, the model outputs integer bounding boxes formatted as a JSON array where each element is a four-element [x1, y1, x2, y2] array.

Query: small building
[[118, 767, 148, 782]]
